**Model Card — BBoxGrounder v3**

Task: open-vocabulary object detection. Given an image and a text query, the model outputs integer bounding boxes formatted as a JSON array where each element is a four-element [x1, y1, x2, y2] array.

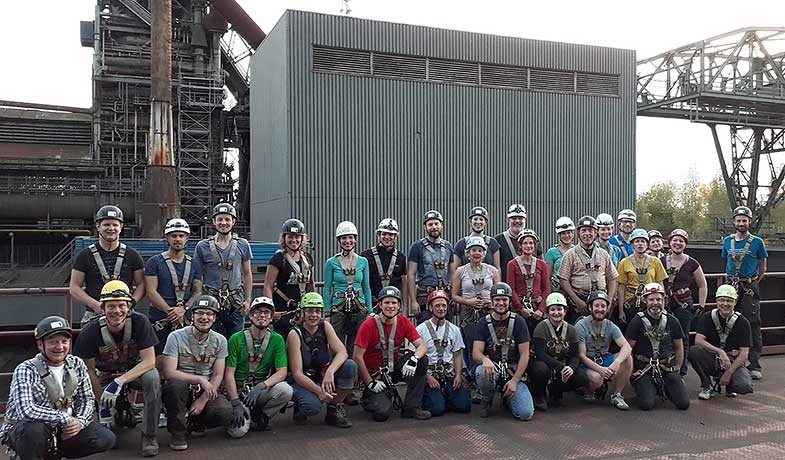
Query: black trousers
[[527, 359, 589, 399], [162, 379, 232, 436], [736, 282, 763, 370], [5, 421, 115, 460], [633, 369, 689, 411], [361, 353, 428, 421]]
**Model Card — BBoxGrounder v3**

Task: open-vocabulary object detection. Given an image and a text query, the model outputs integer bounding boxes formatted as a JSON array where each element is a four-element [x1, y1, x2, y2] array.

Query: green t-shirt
[[226, 329, 288, 382]]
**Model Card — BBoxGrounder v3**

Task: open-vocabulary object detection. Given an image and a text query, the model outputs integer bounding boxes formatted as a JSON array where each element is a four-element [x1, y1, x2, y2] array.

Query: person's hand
[[482, 358, 496, 381], [318, 387, 335, 403], [470, 298, 485, 308], [61, 418, 84, 440], [561, 366, 574, 383], [532, 310, 544, 320], [100, 378, 124, 411], [720, 369, 733, 387], [503, 380, 517, 399], [599, 367, 614, 380], [242, 300, 251, 314], [188, 397, 207, 417], [200, 378, 218, 400], [426, 375, 441, 390], [273, 312, 283, 321], [366, 380, 387, 394], [452, 373, 463, 390], [410, 302, 421, 317], [168, 306, 186, 325], [321, 369, 336, 396], [719, 351, 732, 370], [243, 382, 268, 410], [574, 298, 587, 313], [608, 359, 620, 373], [618, 309, 627, 324], [230, 399, 249, 429], [401, 355, 419, 378], [519, 308, 532, 318]]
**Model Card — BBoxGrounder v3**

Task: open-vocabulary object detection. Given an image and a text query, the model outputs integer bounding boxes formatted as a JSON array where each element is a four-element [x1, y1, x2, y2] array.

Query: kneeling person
[[287, 293, 358, 427]]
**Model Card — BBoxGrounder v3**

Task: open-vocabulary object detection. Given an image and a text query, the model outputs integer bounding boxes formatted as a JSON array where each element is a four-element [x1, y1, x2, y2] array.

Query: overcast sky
[[2, 0, 783, 194]]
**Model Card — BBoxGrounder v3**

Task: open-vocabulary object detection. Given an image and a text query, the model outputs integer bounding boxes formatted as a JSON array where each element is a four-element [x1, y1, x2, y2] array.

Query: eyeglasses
[[192, 311, 216, 317], [250, 309, 272, 317]]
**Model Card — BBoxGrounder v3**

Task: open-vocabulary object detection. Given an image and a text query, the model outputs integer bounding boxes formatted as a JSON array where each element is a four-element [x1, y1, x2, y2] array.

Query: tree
[[636, 181, 677, 233]]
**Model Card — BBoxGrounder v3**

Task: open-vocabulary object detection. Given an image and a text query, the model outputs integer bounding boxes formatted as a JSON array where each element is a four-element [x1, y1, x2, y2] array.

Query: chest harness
[[729, 235, 755, 294], [207, 234, 242, 312], [615, 235, 632, 258], [295, 322, 330, 380], [664, 253, 693, 304], [575, 246, 603, 294], [501, 230, 520, 261], [272, 250, 312, 310], [90, 243, 126, 283], [153, 252, 191, 332], [632, 313, 677, 392], [333, 252, 364, 314], [424, 320, 453, 384], [371, 246, 398, 289], [421, 238, 448, 289], [485, 313, 519, 390], [711, 309, 743, 366], [239, 329, 270, 396], [514, 256, 539, 311], [587, 320, 609, 364], [180, 328, 217, 402], [97, 316, 133, 373], [373, 315, 403, 410], [627, 255, 651, 312]]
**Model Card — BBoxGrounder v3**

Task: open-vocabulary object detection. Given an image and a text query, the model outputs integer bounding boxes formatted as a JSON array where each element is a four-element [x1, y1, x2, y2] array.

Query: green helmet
[[545, 292, 567, 308], [299, 292, 325, 310], [716, 284, 738, 300]]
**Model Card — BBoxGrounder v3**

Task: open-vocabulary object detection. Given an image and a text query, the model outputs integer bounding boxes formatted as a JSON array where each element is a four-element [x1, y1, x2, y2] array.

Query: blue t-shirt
[[609, 234, 633, 258], [407, 238, 454, 287], [721, 234, 768, 277], [144, 253, 203, 321], [597, 241, 623, 267], [192, 236, 252, 303]]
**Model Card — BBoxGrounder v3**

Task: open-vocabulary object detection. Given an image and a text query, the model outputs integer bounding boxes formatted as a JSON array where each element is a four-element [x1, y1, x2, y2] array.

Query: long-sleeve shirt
[[507, 257, 550, 312], [323, 254, 373, 314]]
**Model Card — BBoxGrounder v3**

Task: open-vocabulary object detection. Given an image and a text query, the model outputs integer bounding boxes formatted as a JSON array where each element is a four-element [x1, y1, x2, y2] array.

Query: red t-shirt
[[354, 315, 421, 371]]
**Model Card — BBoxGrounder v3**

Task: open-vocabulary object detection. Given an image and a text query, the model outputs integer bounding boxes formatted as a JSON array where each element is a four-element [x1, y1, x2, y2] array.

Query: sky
[[2, 0, 783, 194]]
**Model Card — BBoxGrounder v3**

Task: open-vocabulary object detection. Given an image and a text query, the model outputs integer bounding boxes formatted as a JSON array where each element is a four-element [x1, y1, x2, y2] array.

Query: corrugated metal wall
[[251, 10, 636, 271]]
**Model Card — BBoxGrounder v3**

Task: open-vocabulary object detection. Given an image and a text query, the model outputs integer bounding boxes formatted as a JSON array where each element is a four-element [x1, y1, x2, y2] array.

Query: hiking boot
[[292, 408, 308, 425], [168, 434, 187, 451], [251, 413, 270, 432], [325, 404, 352, 428], [533, 395, 548, 412], [401, 407, 431, 420], [749, 369, 762, 380], [698, 388, 714, 400], [478, 400, 492, 418], [189, 424, 206, 438], [610, 393, 629, 411], [141, 435, 159, 457]]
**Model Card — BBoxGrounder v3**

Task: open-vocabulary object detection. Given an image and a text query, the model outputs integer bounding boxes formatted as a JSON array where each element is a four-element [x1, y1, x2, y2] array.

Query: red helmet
[[668, 228, 689, 244], [427, 289, 450, 306]]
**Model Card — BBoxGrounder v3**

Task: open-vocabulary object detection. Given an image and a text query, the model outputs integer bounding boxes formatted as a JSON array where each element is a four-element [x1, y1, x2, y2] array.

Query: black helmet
[[34, 316, 73, 340], [378, 286, 402, 302], [587, 290, 611, 306], [647, 229, 663, 239], [490, 282, 513, 299], [190, 295, 221, 314], [469, 206, 489, 221], [577, 215, 597, 230], [423, 210, 443, 224], [95, 205, 124, 223], [733, 206, 753, 219], [212, 203, 238, 219], [281, 218, 306, 235]]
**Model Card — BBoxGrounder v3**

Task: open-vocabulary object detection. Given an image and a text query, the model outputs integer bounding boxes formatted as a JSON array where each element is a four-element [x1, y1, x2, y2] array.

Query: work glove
[[100, 379, 124, 411], [230, 399, 249, 428], [366, 380, 387, 394], [401, 355, 419, 378], [98, 406, 114, 430], [242, 382, 268, 411]]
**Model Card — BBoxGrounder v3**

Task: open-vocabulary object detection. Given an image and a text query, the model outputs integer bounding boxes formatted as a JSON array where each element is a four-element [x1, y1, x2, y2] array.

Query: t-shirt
[[144, 253, 203, 321], [722, 234, 768, 278], [660, 254, 700, 301], [474, 313, 529, 364], [412, 319, 465, 367], [192, 236, 252, 303], [557, 245, 618, 294], [407, 238, 454, 287], [226, 329, 287, 383], [532, 320, 580, 369], [162, 326, 228, 379], [359, 245, 407, 298], [544, 246, 570, 287], [453, 235, 501, 267], [506, 257, 550, 312], [72, 244, 145, 301], [609, 234, 633, 258], [575, 317, 623, 359], [495, 231, 521, 282], [323, 255, 373, 314], [696, 310, 752, 352], [355, 315, 420, 370], [625, 312, 684, 360], [456, 263, 499, 304], [74, 311, 158, 373], [597, 241, 623, 267], [616, 255, 667, 302], [267, 250, 314, 312]]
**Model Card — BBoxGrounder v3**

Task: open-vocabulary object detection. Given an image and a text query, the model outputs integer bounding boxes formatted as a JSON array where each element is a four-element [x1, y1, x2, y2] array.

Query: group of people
[[1, 202, 769, 460]]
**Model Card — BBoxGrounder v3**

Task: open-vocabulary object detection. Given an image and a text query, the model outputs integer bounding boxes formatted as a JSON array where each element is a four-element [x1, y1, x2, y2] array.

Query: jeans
[[292, 359, 358, 416], [474, 365, 534, 420], [736, 282, 763, 370], [632, 368, 689, 411], [5, 421, 115, 460], [100, 369, 161, 437], [361, 353, 428, 421], [161, 380, 232, 436], [527, 359, 589, 399], [211, 310, 245, 340], [422, 382, 471, 416], [687, 346, 753, 394]]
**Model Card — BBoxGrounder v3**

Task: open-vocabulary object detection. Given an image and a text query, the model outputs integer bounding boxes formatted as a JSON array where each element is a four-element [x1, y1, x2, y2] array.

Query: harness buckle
[[434, 261, 446, 270]]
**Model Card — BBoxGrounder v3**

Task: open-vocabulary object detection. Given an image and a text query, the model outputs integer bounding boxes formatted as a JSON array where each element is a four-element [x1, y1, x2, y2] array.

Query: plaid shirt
[[1, 354, 94, 440]]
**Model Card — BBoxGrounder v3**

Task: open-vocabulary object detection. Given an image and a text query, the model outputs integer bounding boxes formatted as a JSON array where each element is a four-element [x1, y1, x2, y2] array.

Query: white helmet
[[554, 216, 575, 234], [335, 221, 358, 238], [164, 218, 191, 235], [507, 204, 527, 218], [376, 218, 399, 234], [617, 209, 637, 222], [595, 213, 614, 228], [226, 401, 250, 438]]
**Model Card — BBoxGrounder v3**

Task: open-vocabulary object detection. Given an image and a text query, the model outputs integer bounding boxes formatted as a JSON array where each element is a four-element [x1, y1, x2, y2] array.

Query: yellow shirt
[[616, 254, 667, 302]]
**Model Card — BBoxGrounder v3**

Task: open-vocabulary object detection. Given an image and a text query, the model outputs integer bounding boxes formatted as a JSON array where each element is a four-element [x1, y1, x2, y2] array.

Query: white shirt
[[412, 319, 465, 366], [48, 364, 74, 416]]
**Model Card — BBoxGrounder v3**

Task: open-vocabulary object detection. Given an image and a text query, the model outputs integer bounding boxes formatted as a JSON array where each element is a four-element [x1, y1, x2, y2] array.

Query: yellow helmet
[[715, 284, 738, 301], [100, 280, 134, 305]]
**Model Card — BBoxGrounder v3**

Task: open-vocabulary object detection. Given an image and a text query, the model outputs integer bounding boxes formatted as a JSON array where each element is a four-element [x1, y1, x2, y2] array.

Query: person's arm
[[449, 251, 460, 279], [242, 259, 253, 310], [69, 269, 102, 314], [145, 275, 172, 314], [117, 346, 156, 385], [615, 283, 626, 319], [492, 268, 501, 284], [507, 261, 523, 311], [132, 269, 146, 303], [532, 336, 564, 370], [538, 261, 551, 312], [492, 250, 501, 274], [353, 345, 373, 385], [450, 268, 470, 306], [224, 365, 240, 401], [406, 259, 419, 313], [757, 258, 767, 283], [361, 260, 373, 313], [83, 358, 103, 400], [323, 259, 334, 315], [673, 338, 684, 368], [566, 339, 581, 370], [694, 265, 708, 309], [411, 337, 428, 360], [729, 347, 749, 374], [263, 264, 278, 299], [161, 355, 208, 386], [512, 342, 530, 382], [189, 279, 203, 306]]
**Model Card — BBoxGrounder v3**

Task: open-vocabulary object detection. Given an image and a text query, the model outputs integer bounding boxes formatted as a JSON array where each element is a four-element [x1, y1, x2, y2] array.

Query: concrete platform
[[102, 355, 785, 460]]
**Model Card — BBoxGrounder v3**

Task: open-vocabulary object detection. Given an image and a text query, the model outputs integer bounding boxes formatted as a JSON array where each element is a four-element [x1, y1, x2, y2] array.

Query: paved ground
[[103, 356, 785, 460]]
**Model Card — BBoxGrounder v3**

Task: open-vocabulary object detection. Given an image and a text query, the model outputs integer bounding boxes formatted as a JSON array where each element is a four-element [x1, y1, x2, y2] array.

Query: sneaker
[[251, 413, 270, 432], [400, 408, 431, 420], [141, 435, 159, 457], [726, 391, 738, 398], [749, 369, 762, 380], [610, 393, 629, 411], [189, 424, 206, 438], [533, 395, 548, 412], [698, 388, 713, 400], [325, 404, 352, 428], [169, 434, 187, 451]]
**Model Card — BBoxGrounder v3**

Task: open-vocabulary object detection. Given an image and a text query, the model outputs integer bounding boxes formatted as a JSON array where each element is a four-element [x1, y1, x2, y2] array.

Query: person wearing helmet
[[360, 218, 408, 306], [70, 205, 145, 326], [224, 296, 293, 435], [609, 209, 636, 258], [527, 293, 590, 411], [615, 229, 667, 329], [145, 218, 203, 360], [544, 216, 575, 291], [647, 230, 666, 258], [558, 216, 619, 324], [625, 283, 689, 411], [406, 210, 455, 321], [721, 205, 767, 380], [1, 316, 115, 460], [354, 286, 431, 421], [451, 206, 501, 275], [160, 295, 232, 450], [263, 218, 315, 337], [575, 290, 632, 410], [661, 229, 708, 376], [74, 281, 161, 456], [506, 230, 548, 333], [472, 282, 535, 421], [285, 293, 358, 428], [409, 289, 471, 416], [689, 285, 753, 399], [192, 203, 253, 339], [324, 221, 373, 353], [495, 204, 532, 282], [595, 213, 623, 267]]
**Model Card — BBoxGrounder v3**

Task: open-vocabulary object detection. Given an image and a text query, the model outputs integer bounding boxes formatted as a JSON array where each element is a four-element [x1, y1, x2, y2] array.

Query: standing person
[[360, 218, 408, 306], [407, 210, 455, 321], [145, 219, 202, 362], [615, 229, 667, 328], [263, 219, 315, 338], [73, 281, 160, 457], [647, 230, 666, 258], [1, 316, 115, 460], [595, 213, 623, 267], [506, 229, 548, 332], [70, 205, 145, 326], [689, 285, 754, 399], [722, 205, 767, 380], [413, 290, 471, 416], [495, 204, 528, 282], [160, 295, 232, 451], [626, 283, 689, 411], [452, 207, 501, 273], [609, 209, 636, 258], [544, 217, 575, 292], [286, 293, 357, 428], [354, 286, 431, 421], [192, 203, 253, 339], [558, 216, 618, 324], [324, 221, 373, 352], [472, 283, 535, 421]]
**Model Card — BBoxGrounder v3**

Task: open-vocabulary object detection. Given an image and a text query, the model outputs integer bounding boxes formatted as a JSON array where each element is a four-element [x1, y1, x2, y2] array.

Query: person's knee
[[637, 395, 656, 411], [586, 371, 602, 389], [15, 421, 49, 442], [298, 396, 322, 417], [425, 395, 446, 417], [271, 382, 294, 402], [674, 398, 690, 410], [449, 389, 472, 414], [140, 369, 161, 392], [335, 359, 359, 389], [93, 425, 117, 452]]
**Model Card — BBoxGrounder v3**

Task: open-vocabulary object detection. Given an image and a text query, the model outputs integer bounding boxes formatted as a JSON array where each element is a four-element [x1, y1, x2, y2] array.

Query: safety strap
[[98, 316, 132, 364], [209, 234, 239, 289], [514, 256, 538, 309], [424, 319, 450, 365], [637, 312, 668, 359], [90, 243, 126, 282], [186, 326, 212, 376], [465, 264, 488, 300], [615, 235, 631, 258], [34, 355, 78, 411], [502, 230, 519, 259], [543, 319, 569, 358], [162, 252, 192, 304], [375, 315, 398, 372], [664, 253, 685, 285], [283, 250, 311, 295], [371, 246, 397, 288], [243, 329, 270, 375], [588, 320, 609, 362], [485, 313, 517, 365], [711, 309, 740, 349], [295, 321, 327, 356], [630, 254, 651, 309], [421, 238, 448, 287], [336, 252, 359, 292], [575, 245, 602, 291], [730, 235, 754, 276]]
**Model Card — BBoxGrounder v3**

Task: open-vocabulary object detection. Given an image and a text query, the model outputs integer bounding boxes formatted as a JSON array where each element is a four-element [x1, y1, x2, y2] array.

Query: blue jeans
[[211, 309, 245, 340], [292, 360, 358, 417], [422, 382, 471, 416], [474, 365, 534, 420]]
